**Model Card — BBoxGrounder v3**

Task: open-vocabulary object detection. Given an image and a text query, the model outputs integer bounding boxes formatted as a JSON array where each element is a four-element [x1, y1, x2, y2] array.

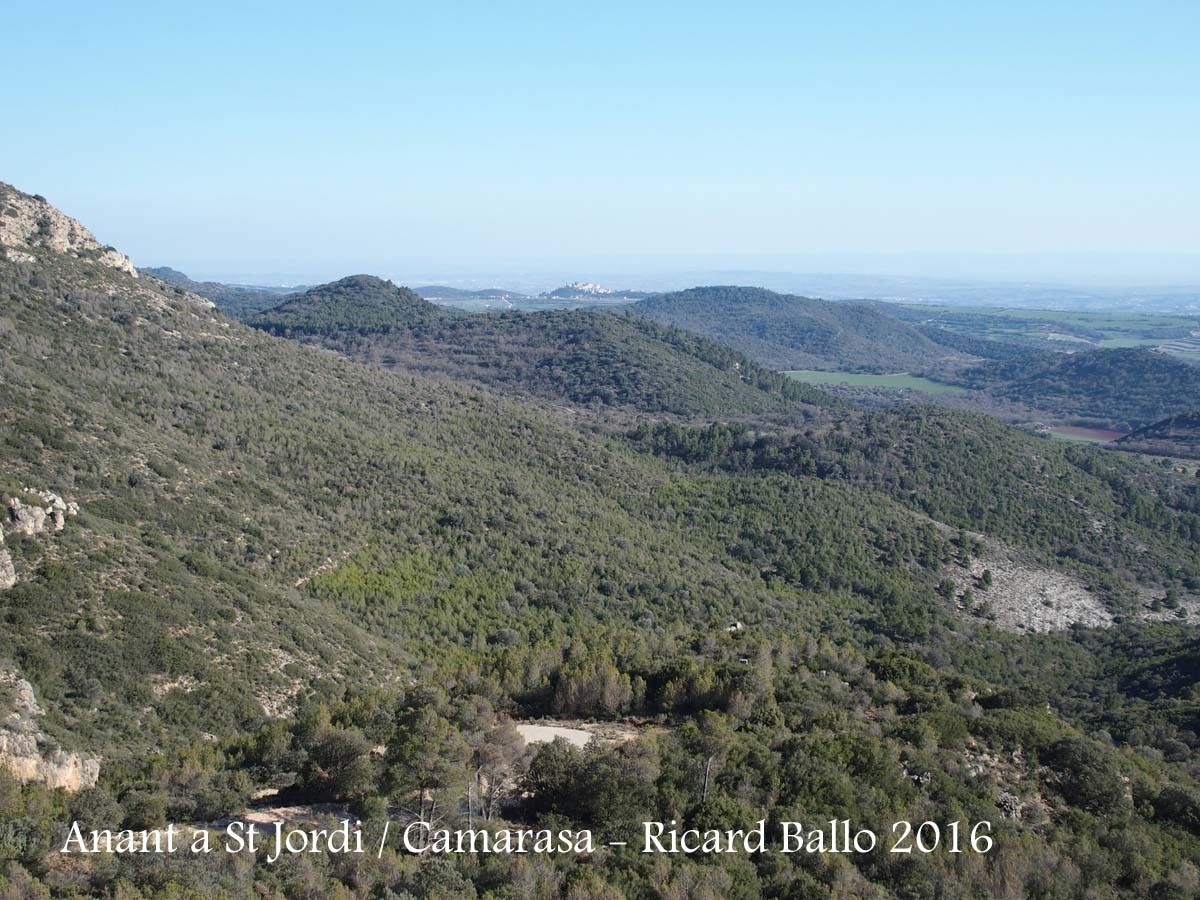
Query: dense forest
[[953, 348, 1200, 431], [252, 275, 445, 334], [2, 187, 1200, 898]]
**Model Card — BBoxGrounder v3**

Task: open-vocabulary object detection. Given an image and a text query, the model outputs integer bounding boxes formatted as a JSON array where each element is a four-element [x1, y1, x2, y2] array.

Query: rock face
[[0, 532, 14, 590], [0, 181, 137, 277], [1, 488, 79, 590], [5, 489, 78, 535], [7, 497, 48, 536], [0, 671, 100, 791]]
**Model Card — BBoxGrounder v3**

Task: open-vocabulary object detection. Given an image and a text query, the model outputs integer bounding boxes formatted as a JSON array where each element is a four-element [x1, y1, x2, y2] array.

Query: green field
[[784, 370, 967, 394], [898, 304, 1200, 348], [1044, 426, 1129, 444]]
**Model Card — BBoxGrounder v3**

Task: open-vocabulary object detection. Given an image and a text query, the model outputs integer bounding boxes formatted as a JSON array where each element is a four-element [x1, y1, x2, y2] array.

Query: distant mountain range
[[141, 267, 1200, 437]]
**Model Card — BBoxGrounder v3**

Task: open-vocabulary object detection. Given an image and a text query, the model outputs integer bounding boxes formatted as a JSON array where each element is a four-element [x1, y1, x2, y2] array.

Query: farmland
[[1044, 425, 1129, 444], [894, 303, 1200, 356]]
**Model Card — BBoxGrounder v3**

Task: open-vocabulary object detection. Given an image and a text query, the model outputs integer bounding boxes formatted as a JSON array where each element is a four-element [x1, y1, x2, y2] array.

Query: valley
[[2, 183, 1200, 898], [5, 2, 1198, 894]]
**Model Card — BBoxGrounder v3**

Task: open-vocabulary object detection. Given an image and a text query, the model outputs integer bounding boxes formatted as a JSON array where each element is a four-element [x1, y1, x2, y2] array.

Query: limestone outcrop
[[0, 671, 99, 790], [1, 488, 79, 590], [0, 181, 137, 277], [0, 531, 15, 590]]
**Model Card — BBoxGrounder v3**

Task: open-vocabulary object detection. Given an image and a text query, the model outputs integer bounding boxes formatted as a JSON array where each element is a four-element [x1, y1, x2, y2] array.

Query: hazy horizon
[[4, 3, 1198, 288], [164, 252, 1200, 294]]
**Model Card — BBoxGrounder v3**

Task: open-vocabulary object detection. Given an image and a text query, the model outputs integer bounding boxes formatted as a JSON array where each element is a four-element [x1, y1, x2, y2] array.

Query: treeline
[[140, 266, 296, 319]]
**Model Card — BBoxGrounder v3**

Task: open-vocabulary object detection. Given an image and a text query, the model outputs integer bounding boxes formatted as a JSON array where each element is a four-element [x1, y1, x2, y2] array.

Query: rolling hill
[[251, 277, 832, 419], [252, 274, 445, 333], [632, 285, 971, 373], [954, 348, 1200, 430]]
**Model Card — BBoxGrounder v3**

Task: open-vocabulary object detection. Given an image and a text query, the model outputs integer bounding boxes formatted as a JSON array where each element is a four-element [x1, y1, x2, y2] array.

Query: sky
[[3, 1, 1199, 286]]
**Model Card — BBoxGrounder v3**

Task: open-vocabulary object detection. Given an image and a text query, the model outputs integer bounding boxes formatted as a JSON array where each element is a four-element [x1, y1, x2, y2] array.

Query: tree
[[386, 706, 470, 829], [472, 718, 528, 822], [1048, 738, 1127, 815], [680, 711, 735, 803], [303, 727, 376, 802]]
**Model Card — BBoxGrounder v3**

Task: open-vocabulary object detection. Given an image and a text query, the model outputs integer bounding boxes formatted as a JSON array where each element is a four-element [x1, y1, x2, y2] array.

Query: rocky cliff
[[0, 181, 137, 276]]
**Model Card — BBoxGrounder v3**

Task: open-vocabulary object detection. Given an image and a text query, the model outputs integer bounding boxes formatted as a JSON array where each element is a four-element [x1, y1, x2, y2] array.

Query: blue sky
[[3, 2, 1198, 284]]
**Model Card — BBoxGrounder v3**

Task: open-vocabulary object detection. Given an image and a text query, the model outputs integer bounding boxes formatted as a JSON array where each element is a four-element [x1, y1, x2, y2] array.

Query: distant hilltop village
[[558, 281, 612, 295], [541, 281, 653, 300]]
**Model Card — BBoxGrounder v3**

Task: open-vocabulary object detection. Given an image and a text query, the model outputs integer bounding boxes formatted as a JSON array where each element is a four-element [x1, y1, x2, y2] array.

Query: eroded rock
[[1, 488, 79, 590], [0, 671, 99, 791], [0, 538, 14, 590]]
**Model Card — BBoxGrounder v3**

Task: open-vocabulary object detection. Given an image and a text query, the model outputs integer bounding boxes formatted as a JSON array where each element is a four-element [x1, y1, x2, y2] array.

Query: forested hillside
[[140, 266, 296, 319], [2, 187, 1200, 898], [252, 274, 444, 333], [633, 286, 969, 373], [955, 348, 1200, 430], [251, 277, 832, 419], [630, 409, 1200, 597]]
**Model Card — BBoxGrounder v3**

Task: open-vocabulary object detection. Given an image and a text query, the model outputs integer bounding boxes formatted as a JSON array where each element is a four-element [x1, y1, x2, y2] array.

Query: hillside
[[1, 181, 136, 277], [251, 278, 831, 419], [140, 266, 297, 318], [633, 285, 970, 373], [631, 406, 1200, 594], [4, 186, 1200, 898], [0, 192, 858, 762], [252, 274, 444, 333], [955, 348, 1200, 430], [1117, 411, 1200, 458]]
